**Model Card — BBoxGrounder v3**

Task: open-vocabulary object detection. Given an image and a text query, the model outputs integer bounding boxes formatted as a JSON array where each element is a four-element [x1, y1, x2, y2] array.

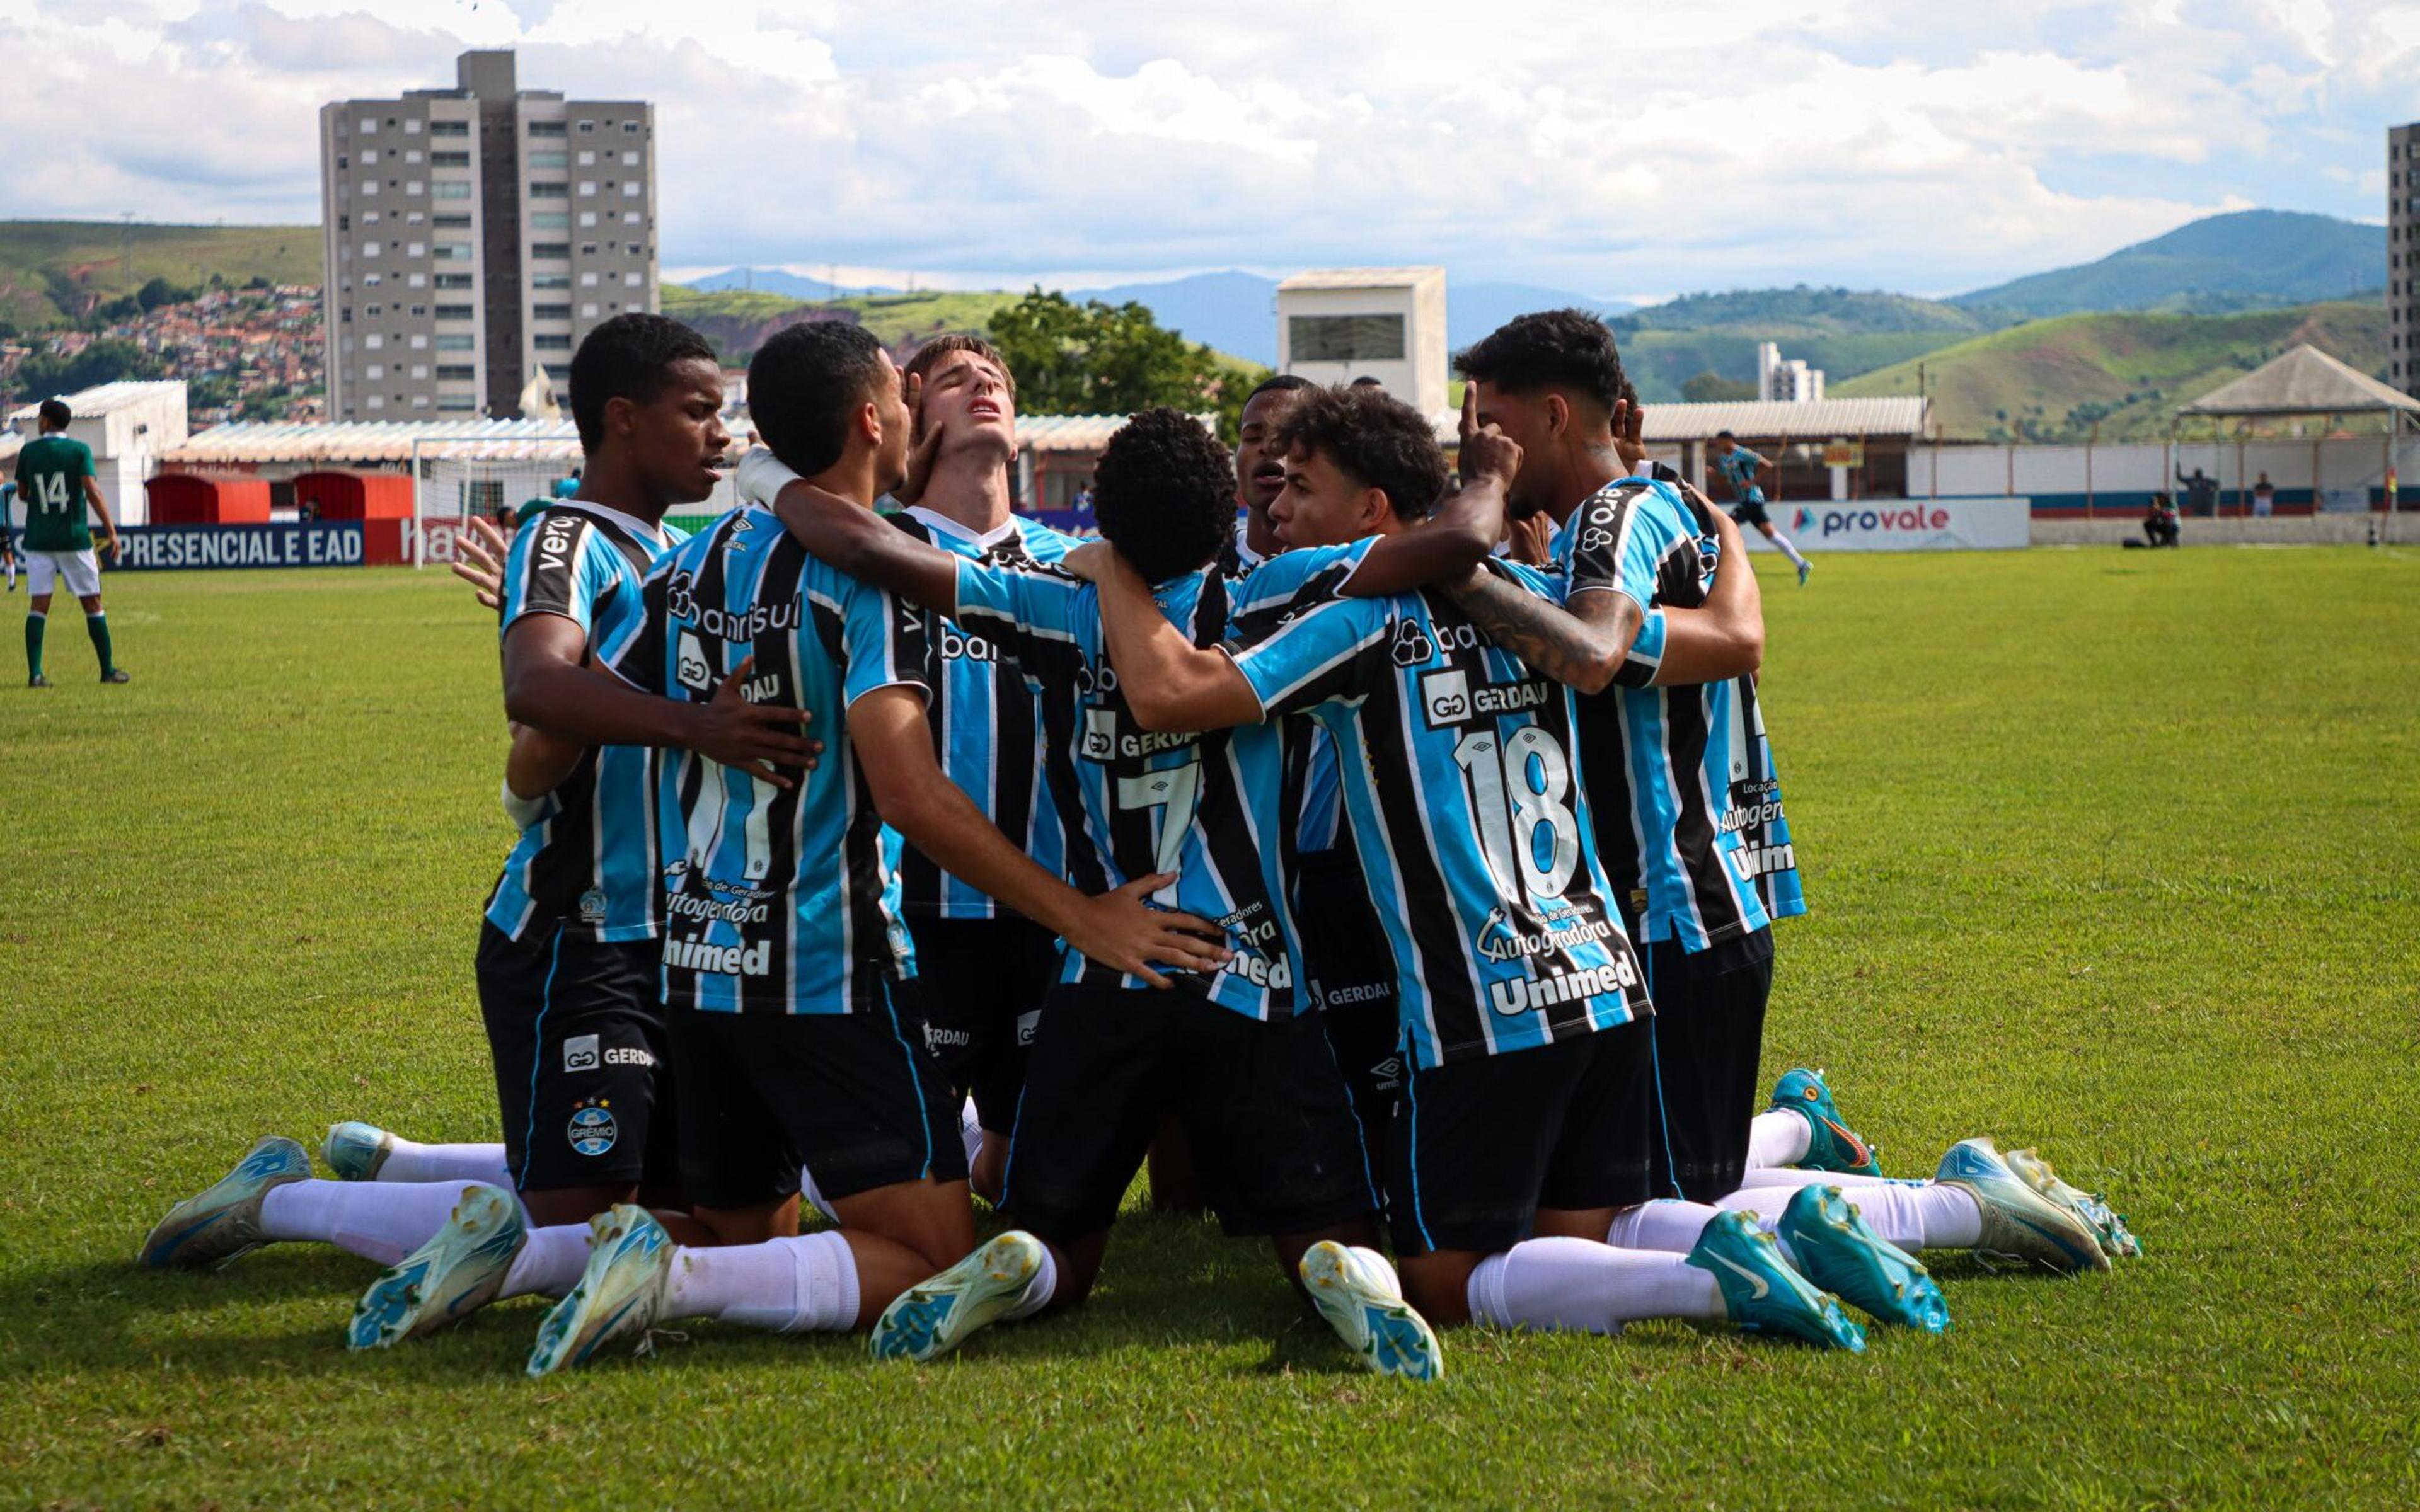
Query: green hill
[[1618, 286, 2005, 336], [1952, 210, 2383, 319], [1835, 299, 2388, 440], [0, 220, 319, 329], [1608, 285, 2013, 400]]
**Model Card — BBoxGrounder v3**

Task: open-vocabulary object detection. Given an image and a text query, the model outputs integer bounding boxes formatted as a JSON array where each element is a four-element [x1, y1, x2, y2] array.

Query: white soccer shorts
[[24, 549, 101, 598]]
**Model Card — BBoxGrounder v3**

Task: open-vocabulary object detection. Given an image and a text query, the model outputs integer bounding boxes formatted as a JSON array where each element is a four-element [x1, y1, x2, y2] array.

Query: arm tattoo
[[1443, 571, 1638, 692]]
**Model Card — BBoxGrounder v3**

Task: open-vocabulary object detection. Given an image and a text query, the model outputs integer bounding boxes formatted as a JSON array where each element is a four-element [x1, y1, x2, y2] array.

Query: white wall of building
[[1276, 270, 1448, 413]]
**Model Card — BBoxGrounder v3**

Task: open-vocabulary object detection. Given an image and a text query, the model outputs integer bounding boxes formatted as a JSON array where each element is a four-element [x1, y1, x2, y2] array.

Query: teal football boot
[[1300, 1240, 1444, 1382], [321, 1121, 395, 1181], [349, 1183, 526, 1349], [138, 1136, 312, 1269], [1768, 1068, 1883, 1176], [526, 1206, 674, 1377], [1776, 1184, 1950, 1332], [2005, 1147, 2140, 1259], [869, 1230, 1044, 1363], [1686, 1210, 1865, 1351], [1935, 1138, 2109, 1274]]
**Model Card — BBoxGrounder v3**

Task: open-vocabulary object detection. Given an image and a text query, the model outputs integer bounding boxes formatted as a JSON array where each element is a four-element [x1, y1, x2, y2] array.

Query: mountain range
[[680, 210, 2383, 393]]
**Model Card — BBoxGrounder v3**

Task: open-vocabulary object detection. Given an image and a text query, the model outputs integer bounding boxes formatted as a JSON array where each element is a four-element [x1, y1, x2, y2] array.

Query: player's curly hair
[[567, 312, 716, 453], [747, 321, 892, 476], [1094, 408, 1236, 585], [1454, 308, 1628, 416], [1271, 384, 1449, 522]]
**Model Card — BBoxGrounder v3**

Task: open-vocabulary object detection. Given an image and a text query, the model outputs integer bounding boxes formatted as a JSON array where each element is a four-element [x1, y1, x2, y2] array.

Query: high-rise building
[[2393, 123, 2418, 398], [1756, 341, 1824, 403], [318, 50, 657, 422]]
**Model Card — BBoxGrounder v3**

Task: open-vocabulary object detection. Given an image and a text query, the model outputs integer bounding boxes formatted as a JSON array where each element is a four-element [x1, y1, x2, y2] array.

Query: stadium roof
[[7, 380, 187, 424], [1278, 266, 1445, 291], [2174, 345, 2420, 418], [162, 413, 1202, 468], [1422, 396, 1930, 446]]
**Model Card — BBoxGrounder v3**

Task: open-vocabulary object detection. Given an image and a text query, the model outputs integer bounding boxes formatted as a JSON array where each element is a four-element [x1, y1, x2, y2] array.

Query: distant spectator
[[2252, 471, 2274, 518], [2176, 464, 2218, 517], [2144, 491, 2181, 548], [1070, 478, 1096, 516]]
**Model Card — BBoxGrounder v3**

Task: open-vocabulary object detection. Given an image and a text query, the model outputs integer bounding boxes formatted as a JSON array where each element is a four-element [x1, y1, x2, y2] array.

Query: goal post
[[411, 444, 580, 568]]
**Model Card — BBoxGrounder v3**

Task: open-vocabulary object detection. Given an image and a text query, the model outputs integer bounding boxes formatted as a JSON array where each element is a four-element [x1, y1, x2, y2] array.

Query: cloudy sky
[[6, 0, 2418, 299]]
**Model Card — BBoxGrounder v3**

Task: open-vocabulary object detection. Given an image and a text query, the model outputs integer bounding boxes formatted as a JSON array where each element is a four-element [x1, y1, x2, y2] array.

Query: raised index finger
[[1460, 381, 1478, 444]]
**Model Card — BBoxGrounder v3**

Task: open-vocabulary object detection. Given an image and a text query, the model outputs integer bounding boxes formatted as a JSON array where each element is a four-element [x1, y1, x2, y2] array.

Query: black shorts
[[666, 978, 968, 1211], [908, 914, 1064, 1135], [1730, 496, 1772, 529], [1296, 850, 1404, 1152], [1642, 927, 1775, 1201], [476, 920, 679, 1196], [1390, 1021, 1656, 1255], [1002, 982, 1378, 1244]]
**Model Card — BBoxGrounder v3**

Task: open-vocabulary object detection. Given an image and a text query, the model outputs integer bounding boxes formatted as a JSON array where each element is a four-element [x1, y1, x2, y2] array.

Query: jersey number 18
[[1453, 726, 1580, 907]]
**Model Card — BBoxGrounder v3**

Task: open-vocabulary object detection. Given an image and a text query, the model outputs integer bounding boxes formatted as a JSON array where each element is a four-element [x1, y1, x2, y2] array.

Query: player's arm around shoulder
[[1443, 554, 1643, 697], [1646, 501, 1763, 687], [1061, 542, 1262, 733], [736, 445, 959, 614], [848, 682, 1231, 988]]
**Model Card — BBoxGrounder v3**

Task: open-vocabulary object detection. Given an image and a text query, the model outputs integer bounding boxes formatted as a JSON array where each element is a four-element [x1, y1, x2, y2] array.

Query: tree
[[986, 289, 1255, 436], [8, 340, 164, 403], [137, 276, 194, 312], [1681, 370, 1758, 403]]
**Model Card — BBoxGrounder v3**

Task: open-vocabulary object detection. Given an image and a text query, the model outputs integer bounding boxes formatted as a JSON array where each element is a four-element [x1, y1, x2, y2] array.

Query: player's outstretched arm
[[850, 685, 1232, 988], [735, 447, 960, 614], [1649, 504, 1765, 686], [1087, 547, 1266, 733], [505, 614, 817, 784]]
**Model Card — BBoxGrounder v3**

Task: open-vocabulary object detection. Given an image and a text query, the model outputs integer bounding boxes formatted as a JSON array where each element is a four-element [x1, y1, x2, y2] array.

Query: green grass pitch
[[3, 546, 2416, 1508]]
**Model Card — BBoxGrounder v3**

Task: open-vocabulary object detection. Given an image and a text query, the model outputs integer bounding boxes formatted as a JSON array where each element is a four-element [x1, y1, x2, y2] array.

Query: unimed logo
[[1812, 505, 1949, 537]]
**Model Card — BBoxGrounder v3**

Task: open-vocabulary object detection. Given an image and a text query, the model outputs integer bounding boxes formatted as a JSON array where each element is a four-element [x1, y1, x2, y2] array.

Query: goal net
[[413, 449, 580, 568]]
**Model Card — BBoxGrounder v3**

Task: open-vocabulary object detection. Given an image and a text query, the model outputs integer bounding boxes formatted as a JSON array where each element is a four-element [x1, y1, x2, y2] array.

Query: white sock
[[661, 1230, 861, 1333], [376, 1138, 512, 1188], [257, 1179, 482, 1266], [1605, 1199, 1724, 1253], [498, 1222, 594, 1299], [1716, 1166, 1893, 1197], [1744, 1109, 1811, 1169], [1001, 1238, 1057, 1322], [1465, 1237, 1724, 1335], [960, 1097, 985, 1170], [1772, 532, 1810, 570], [1726, 1180, 1982, 1251]]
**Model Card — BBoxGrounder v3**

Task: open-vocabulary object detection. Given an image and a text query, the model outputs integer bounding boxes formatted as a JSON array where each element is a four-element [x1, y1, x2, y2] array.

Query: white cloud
[[1, 0, 2415, 297]]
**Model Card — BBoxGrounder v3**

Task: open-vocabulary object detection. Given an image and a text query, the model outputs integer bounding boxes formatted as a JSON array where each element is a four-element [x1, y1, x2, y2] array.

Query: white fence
[[1910, 436, 2417, 513]]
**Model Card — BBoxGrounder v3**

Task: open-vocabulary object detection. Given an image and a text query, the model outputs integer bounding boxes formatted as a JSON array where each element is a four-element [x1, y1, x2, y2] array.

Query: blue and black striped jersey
[[485, 503, 686, 943], [1708, 670, 1804, 922], [1224, 558, 1650, 1070], [602, 506, 931, 1015], [888, 508, 1079, 920], [952, 558, 1301, 1017], [1558, 478, 1773, 951]]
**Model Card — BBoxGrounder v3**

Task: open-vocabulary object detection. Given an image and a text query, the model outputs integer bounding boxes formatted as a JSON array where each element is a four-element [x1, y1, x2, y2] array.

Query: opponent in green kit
[[12, 399, 127, 686]]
